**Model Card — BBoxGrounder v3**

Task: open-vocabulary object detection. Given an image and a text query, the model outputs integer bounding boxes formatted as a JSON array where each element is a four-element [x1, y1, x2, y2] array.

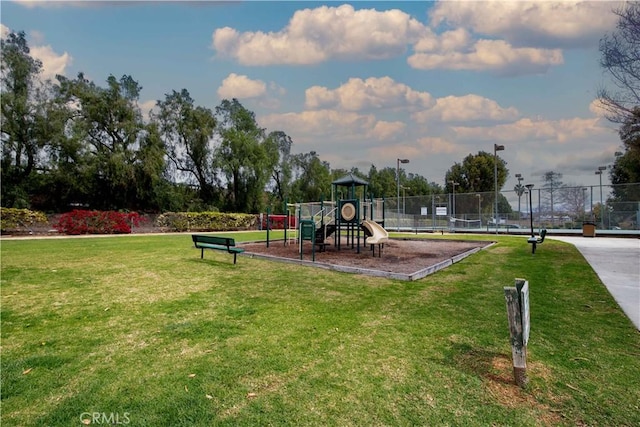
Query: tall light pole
[[596, 165, 606, 229], [397, 158, 409, 231], [494, 144, 505, 234], [525, 184, 535, 237], [449, 180, 459, 227], [476, 194, 481, 227]]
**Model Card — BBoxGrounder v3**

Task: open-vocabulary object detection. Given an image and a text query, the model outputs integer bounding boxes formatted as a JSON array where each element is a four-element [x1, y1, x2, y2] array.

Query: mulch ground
[[241, 236, 492, 276]]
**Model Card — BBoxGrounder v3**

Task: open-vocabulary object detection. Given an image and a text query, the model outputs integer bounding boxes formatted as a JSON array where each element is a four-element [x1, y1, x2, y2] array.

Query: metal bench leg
[[531, 242, 536, 254], [201, 248, 204, 259], [233, 253, 237, 264]]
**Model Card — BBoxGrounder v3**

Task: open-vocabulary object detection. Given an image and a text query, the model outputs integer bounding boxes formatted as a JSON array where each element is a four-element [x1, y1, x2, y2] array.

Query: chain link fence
[[384, 183, 640, 232]]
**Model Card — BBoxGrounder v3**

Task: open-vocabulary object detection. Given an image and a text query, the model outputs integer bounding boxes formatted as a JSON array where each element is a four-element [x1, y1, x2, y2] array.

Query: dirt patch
[[241, 237, 492, 280]]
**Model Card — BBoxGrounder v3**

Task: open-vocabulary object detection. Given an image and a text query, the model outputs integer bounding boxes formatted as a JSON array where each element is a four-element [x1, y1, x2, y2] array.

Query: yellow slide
[[362, 220, 389, 245]]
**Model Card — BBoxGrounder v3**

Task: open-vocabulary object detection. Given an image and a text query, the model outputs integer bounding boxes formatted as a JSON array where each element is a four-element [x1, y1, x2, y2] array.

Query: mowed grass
[[1, 232, 639, 426]]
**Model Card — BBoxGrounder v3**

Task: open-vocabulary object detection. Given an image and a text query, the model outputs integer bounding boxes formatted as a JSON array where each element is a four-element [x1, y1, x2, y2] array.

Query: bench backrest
[[539, 229, 547, 243], [192, 235, 235, 247]]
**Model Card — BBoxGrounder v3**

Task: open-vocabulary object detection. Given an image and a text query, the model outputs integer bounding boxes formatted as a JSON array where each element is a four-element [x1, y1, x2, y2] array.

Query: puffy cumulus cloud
[[369, 120, 406, 140], [429, 0, 620, 49], [259, 109, 405, 147], [452, 117, 605, 144], [217, 73, 267, 99], [212, 4, 425, 65], [416, 136, 459, 154], [412, 94, 519, 123], [408, 39, 563, 76], [30, 44, 73, 79], [413, 28, 471, 53], [260, 109, 377, 141], [305, 77, 434, 111]]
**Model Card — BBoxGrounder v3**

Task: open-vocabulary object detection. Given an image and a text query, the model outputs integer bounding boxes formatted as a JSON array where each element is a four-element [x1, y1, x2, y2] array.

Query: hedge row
[[0, 208, 49, 232], [1, 208, 256, 234], [155, 212, 256, 232]]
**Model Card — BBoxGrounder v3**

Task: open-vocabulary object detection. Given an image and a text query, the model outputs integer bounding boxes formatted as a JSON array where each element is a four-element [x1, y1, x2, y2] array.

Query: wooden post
[[504, 278, 530, 387]]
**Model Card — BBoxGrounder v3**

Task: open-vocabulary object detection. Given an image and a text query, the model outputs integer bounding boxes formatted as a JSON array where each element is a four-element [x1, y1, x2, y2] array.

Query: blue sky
[[1, 0, 625, 193]]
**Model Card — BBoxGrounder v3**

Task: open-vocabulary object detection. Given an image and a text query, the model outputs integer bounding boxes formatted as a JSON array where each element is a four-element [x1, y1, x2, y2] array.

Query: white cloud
[[452, 117, 606, 144], [305, 77, 434, 111], [212, 4, 425, 65], [412, 94, 519, 123], [408, 39, 563, 76], [416, 136, 459, 154], [429, 0, 620, 48], [139, 99, 156, 121], [217, 73, 267, 99], [413, 28, 471, 53], [589, 99, 610, 119], [260, 109, 406, 146], [30, 44, 73, 79], [1, 24, 10, 39], [369, 120, 406, 140]]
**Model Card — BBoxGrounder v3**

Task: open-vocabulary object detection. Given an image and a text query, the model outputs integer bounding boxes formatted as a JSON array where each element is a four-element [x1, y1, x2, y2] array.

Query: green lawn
[[1, 232, 638, 426]]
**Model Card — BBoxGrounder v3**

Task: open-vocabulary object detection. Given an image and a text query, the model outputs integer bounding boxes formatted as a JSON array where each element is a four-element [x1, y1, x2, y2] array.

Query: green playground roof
[[332, 173, 369, 187]]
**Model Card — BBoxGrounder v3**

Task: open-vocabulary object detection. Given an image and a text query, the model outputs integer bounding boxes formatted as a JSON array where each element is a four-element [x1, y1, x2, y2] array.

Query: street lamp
[[397, 158, 410, 231], [525, 184, 535, 238], [476, 194, 481, 227], [449, 180, 459, 227], [595, 165, 606, 229], [494, 144, 505, 234]]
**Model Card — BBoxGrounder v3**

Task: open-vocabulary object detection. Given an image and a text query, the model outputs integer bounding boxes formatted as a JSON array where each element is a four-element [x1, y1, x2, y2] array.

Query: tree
[[444, 151, 508, 193], [1, 31, 48, 207], [444, 151, 509, 216], [215, 98, 274, 213], [597, 2, 640, 124], [133, 123, 169, 211], [290, 151, 332, 202], [561, 185, 589, 222], [57, 73, 152, 210], [514, 183, 525, 216], [541, 171, 564, 224], [367, 166, 397, 199], [610, 108, 640, 201], [265, 130, 293, 207], [154, 89, 218, 206]]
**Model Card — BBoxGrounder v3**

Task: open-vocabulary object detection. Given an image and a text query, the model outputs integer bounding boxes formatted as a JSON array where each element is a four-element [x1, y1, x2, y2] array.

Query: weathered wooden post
[[504, 278, 530, 387]]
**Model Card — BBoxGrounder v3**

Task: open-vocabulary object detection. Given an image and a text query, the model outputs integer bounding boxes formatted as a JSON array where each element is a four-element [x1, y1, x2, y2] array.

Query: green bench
[[527, 229, 547, 254], [191, 235, 245, 264]]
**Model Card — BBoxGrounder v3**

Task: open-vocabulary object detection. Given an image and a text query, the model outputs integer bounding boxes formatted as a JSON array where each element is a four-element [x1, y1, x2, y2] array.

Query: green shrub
[[0, 208, 49, 232], [155, 211, 256, 232]]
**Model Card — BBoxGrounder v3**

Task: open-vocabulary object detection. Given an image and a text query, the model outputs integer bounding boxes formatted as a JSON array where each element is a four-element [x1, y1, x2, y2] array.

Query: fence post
[[504, 278, 530, 387]]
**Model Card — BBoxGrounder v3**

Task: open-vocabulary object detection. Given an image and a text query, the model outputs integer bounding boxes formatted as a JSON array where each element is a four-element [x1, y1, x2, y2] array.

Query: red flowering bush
[[54, 210, 146, 235]]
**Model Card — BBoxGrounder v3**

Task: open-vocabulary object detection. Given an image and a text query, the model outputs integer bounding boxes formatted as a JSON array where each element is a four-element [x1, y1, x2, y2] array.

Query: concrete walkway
[[549, 236, 640, 330]]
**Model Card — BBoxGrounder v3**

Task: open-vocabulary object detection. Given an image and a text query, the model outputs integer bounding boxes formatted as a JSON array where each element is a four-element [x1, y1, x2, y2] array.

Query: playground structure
[[264, 174, 389, 261]]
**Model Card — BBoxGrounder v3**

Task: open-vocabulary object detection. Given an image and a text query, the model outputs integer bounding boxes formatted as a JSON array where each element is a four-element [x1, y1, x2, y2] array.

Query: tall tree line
[[2, 30, 508, 214]]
